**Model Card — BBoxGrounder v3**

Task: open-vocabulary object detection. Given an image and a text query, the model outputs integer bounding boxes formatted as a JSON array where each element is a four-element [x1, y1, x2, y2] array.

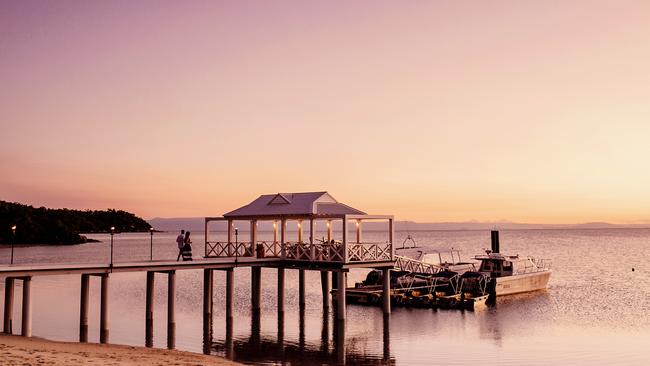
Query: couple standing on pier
[[176, 230, 192, 261]]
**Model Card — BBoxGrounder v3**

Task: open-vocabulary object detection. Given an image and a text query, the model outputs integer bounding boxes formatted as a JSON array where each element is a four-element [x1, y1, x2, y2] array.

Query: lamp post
[[110, 227, 115, 267], [149, 227, 154, 261], [11, 225, 16, 265]]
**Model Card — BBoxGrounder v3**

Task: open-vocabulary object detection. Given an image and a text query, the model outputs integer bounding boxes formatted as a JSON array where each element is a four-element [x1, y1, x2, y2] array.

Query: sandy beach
[[0, 335, 240, 366]]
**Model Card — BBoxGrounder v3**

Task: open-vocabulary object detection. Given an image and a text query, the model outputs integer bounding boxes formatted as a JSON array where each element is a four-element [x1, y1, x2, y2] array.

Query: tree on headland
[[0, 201, 152, 245]]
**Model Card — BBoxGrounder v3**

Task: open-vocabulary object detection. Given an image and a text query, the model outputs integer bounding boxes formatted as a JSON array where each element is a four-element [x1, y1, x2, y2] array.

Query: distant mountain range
[[148, 217, 649, 232]]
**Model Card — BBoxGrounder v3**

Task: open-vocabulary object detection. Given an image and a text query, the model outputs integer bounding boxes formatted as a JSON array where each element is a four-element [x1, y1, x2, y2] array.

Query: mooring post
[[145, 271, 154, 346], [203, 269, 213, 334], [100, 274, 110, 344], [298, 269, 306, 310], [251, 267, 261, 314], [337, 271, 347, 321], [167, 270, 176, 349], [79, 274, 89, 342], [3, 277, 14, 334], [320, 271, 330, 310], [21, 277, 32, 337], [382, 268, 391, 315], [277, 267, 285, 314]]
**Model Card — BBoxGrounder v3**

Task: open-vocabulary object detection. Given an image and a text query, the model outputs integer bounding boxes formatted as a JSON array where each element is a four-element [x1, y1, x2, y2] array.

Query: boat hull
[[495, 270, 551, 296]]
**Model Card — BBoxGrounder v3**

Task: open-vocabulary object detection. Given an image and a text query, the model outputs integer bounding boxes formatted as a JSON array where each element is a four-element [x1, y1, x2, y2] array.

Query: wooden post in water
[[226, 268, 234, 322], [382, 268, 391, 315], [321, 271, 330, 310], [21, 276, 32, 337], [145, 271, 154, 346], [3, 277, 14, 334], [79, 274, 89, 342], [167, 270, 176, 349], [99, 274, 110, 344]]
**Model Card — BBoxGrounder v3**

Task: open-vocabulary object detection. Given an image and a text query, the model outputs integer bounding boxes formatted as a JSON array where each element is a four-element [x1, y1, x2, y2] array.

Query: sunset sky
[[2, 1, 650, 223]]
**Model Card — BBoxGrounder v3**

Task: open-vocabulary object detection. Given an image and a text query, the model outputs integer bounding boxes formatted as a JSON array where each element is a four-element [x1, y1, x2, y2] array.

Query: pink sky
[[2, 1, 650, 223]]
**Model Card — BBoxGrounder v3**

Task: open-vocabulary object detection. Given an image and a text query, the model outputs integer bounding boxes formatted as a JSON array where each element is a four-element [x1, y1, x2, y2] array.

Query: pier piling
[[145, 271, 154, 347], [21, 277, 32, 337], [382, 268, 391, 315], [251, 267, 261, 314], [3, 277, 14, 334], [79, 274, 89, 342], [203, 269, 213, 336], [226, 268, 234, 322], [167, 270, 176, 349], [337, 271, 347, 321], [320, 271, 330, 310], [298, 269, 306, 310], [99, 274, 110, 344], [277, 268, 284, 314]]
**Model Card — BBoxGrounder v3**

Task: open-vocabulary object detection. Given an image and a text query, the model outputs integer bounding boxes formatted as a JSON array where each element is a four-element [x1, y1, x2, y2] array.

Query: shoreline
[[0, 334, 240, 365]]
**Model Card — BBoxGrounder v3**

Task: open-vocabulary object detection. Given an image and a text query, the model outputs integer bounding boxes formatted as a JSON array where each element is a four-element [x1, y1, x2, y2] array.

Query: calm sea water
[[1, 229, 649, 365]]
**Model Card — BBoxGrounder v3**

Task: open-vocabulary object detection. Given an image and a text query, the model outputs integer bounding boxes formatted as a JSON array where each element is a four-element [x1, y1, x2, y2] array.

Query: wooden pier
[[0, 192, 396, 364]]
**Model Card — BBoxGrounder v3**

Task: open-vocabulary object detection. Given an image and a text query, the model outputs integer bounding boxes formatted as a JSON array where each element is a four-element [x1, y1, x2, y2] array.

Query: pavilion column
[[389, 218, 395, 258], [342, 217, 348, 263], [280, 219, 286, 259], [273, 220, 278, 243], [356, 220, 362, 244], [227, 220, 233, 256], [21, 277, 32, 337], [298, 220, 305, 309], [309, 218, 315, 260], [250, 220, 257, 257], [79, 274, 89, 342], [4, 277, 14, 334], [326, 220, 332, 242], [328, 220, 337, 290]]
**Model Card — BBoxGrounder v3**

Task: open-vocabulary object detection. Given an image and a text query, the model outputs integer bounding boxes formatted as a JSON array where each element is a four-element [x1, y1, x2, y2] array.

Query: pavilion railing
[[346, 241, 393, 262], [205, 240, 393, 263]]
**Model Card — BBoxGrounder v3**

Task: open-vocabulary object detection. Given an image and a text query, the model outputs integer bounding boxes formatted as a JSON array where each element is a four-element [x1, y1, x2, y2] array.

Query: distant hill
[[0, 201, 152, 245], [148, 217, 650, 232]]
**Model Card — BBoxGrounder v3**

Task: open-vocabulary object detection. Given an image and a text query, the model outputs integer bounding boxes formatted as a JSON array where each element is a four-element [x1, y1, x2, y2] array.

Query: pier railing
[[205, 241, 253, 257]]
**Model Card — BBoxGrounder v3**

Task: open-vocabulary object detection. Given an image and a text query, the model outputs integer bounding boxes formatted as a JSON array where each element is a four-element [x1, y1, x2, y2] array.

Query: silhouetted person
[[176, 229, 185, 261], [181, 231, 193, 261]]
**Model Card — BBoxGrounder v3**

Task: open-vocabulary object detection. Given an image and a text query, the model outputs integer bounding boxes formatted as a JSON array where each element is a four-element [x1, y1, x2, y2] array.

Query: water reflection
[[204, 309, 395, 365]]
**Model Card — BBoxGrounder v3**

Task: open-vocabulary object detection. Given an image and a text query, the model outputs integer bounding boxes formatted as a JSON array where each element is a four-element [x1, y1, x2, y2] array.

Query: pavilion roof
[[223, 192, 366, 218]]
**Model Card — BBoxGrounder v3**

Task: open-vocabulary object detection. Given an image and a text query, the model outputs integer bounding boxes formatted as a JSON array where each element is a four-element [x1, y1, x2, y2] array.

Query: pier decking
[[0, 192, 396, 365]]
